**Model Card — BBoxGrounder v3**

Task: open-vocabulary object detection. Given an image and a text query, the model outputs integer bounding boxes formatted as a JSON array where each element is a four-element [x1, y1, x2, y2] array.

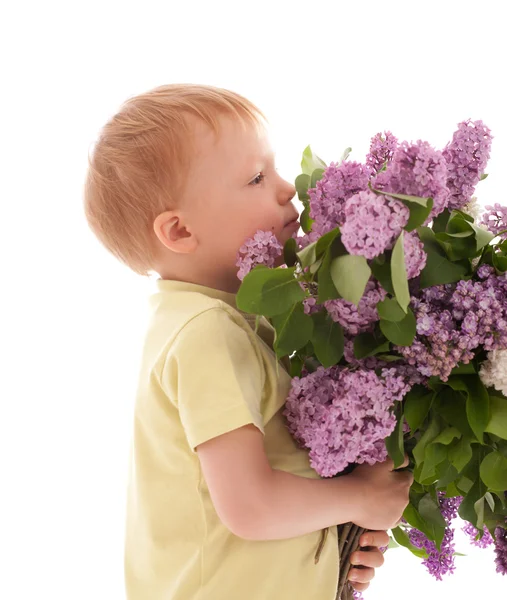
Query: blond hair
[[83, 83, 267, 276]]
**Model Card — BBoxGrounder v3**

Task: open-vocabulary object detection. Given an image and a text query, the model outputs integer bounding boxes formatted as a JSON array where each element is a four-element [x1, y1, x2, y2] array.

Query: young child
[[83, 83, 413, 599]]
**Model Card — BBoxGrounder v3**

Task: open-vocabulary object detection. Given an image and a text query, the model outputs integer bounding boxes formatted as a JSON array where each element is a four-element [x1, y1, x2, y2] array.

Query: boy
[[83, 83, 413, 599]]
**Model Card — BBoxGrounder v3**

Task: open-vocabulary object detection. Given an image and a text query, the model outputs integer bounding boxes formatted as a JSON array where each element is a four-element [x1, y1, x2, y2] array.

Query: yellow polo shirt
[[124, 279, 339, 599]]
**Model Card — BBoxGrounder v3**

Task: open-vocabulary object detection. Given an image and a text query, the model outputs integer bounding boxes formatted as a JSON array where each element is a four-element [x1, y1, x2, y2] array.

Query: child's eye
[[249, 173, 265, 186]]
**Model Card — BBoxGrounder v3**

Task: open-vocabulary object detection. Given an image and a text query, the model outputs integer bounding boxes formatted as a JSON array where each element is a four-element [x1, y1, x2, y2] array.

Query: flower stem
[[336, 523, 367, 600]]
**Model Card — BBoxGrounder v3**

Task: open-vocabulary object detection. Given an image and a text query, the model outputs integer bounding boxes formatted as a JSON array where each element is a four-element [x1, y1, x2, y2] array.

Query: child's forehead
[[191, 114, 273, 164]]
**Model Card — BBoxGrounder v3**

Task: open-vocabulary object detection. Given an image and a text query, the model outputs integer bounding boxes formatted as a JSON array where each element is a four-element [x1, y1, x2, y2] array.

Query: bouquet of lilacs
[[235, 119, 507, 599]]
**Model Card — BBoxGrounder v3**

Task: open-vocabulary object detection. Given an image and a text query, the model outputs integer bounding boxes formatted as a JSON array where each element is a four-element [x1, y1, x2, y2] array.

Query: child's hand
[[347, 530, 389, 593]]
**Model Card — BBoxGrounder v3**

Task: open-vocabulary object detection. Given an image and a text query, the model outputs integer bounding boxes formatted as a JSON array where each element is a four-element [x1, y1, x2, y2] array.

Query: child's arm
[[196, 424, 412, 541]]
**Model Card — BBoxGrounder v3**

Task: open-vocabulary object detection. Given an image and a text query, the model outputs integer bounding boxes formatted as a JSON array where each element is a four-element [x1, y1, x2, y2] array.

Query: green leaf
[[485, 396, 507, 440], [432, 427, 462, 445], [330, 254, 371, 306], [300, 204, 314, 233], [296, 240, 318, 270], [340, 147, 352, 163], [370, 254, 395, 295], [448, 436, 473, 473], [317, 249, 341, 303], [417, 227, 468, 287], [353, 329, 390, 359], [480, 173, 488, 181], [385, 412, 405, 469], [450, 362, 476, 376], [480, 451, 507, 490], [463, 375, 490, 444], [310, 311, 344, 368], [283, 236, 299, 267], [236, 265, 305, 316], [433, 382, 475, 439], [413, 417, 441, 466], [315, 227, 341, 258], [271, 303, 314, 358], [435, 460, 459, 488], [432, 209, 451, 233], [295, 173, 310, 201], [391, 232, 410, 311], [310, 168, 325, 190], [459, 475, 488, 528], [379, 307, 416, 346], [420, 444, 448, 482], [377, 297, 406, 322], [391, 527, 428, 559], [301, 145, 327, 176], [419, 493, 447, 529], [404, 387, 434, 431], [474, 496, 485, 530]]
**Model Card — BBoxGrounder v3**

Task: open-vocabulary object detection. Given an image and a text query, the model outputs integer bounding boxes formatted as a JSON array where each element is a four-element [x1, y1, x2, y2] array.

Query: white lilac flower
[[479, 349, 507, 396]]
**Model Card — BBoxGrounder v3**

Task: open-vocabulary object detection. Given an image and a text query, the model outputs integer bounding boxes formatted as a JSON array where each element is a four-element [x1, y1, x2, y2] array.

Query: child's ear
[[153, 211, 198, 253]]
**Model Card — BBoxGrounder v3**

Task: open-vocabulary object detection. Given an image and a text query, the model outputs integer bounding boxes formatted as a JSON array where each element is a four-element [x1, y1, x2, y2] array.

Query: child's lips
[[284, 219, 300, 230]]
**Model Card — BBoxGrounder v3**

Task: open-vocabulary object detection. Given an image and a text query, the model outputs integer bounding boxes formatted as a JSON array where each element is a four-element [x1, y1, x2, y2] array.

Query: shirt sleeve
[[162, 307, 265, 451]]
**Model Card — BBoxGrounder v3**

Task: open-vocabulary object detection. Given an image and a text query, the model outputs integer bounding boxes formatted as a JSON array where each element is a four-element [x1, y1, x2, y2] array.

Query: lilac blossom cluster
[[397, 265, 507, 381], [443, 119, 493, 210], [366, 131, 398, 175], [406, 492, 462, 580], [462, 521, 507, 575], [481, 203, 507, 240], [235, 230, 283, 281], [307, 161, 370, 238], [373, 140, 450, 221], [324, 279, 387, 335], [283, 365, 410, 477], [340, 190, 409, 259]]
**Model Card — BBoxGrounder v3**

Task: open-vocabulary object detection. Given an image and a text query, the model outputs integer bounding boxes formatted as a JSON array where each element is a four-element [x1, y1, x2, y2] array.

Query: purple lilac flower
[[373, 140, 450, 221], [397, 271, 507, 381], [407, 492, 461, 581], [408, 526, 456, 581], [293, 230, 321, 251], [235, 230, 283, 281], [340, 190, 410, 259], [323, 279, 387, 335], [307, 161, 370, 238], [462, 522, 494, 549], [481, 203, 507, 240], [443, 119, 493, 210], [495, 525, 507, 575], [404, 231, 427, 279], [283, 365, 410, 477], [438, 491, 463, 522], [366, 131, 398, 175]]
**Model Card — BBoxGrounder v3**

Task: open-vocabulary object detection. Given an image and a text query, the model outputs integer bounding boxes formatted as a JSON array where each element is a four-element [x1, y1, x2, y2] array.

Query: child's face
[[155, 114, 299, 293]]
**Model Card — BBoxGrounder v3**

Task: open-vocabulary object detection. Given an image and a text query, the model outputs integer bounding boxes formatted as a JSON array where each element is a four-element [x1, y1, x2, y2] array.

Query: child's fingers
[[349, 548, 385, 569], [359, 529, 390, 548], [349, 581, 370, 593], [348, 566, 375, 584]]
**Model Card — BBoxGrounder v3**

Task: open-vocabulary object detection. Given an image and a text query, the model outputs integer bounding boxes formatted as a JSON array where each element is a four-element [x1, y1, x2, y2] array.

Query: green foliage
[[385, 405, 405, 468], [330, 254, 371, 306], [377, 297, 406, 322], [417, 227, 469, 287], [236, 265, 305, 316], [353, 328, 390, 359], [271, 303, 313, 359], [391, 526, 429, 559], [379, 307, 416, 346], [391, 232, 410, 312], [310, 310, 344, 368], [301, 145, 327, 175]]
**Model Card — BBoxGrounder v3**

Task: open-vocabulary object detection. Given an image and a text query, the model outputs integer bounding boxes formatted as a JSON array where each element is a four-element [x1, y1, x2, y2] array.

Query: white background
[[1, 0, 505, 598]]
